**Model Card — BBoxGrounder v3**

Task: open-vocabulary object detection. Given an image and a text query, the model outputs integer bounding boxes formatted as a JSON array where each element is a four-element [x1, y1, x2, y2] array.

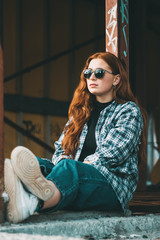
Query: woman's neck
[[96, 94, 113, 103]]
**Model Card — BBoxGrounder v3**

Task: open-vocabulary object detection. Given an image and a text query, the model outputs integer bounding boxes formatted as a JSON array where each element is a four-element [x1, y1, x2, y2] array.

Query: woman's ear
[[113, 74, 121, 86]]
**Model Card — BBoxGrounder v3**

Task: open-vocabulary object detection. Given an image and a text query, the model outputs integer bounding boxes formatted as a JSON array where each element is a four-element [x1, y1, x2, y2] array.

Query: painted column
[[106, 0, 146, 191], [0, 44, 4, 222], [105, 0, 118, 56], [105, 0, 129, 78]]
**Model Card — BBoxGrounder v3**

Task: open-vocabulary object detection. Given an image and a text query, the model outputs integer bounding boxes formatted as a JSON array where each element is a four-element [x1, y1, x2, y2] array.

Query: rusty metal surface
[[105, 0, 118, 56], [0, 44, 4, 222], [105, 0, 129, 79]]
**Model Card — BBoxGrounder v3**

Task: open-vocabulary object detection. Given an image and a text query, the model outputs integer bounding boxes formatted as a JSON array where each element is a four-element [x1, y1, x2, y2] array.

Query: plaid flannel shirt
[[52, 100, 144, 211]]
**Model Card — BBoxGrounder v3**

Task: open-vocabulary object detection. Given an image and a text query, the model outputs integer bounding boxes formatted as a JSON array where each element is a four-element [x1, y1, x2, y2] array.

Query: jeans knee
[[57, 159, 76, 168], [53, 159, 79, 182]]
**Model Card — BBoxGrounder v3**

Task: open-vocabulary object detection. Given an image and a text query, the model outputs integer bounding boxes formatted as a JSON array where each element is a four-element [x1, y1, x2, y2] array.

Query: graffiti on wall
[[120, 0, 128, 57], [106, 3, 117, 54], [23, 120, 41, 135], [106, 0, 129, 58], [23, 119, 66, 144]]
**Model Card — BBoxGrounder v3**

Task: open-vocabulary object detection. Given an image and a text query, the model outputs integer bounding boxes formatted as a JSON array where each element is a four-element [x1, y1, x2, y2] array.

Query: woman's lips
[[89, 84, 97, 87]]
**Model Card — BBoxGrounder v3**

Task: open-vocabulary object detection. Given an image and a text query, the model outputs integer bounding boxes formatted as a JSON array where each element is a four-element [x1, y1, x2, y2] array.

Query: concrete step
[[0, 211, 160, 239]]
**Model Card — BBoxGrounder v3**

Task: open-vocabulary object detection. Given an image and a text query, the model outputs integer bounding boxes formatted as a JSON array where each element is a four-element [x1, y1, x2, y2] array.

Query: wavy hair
[[62, 52, 147, 165]]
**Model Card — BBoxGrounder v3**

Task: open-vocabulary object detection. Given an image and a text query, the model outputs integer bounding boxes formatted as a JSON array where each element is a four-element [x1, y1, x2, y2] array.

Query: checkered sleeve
[[52, 120, 72, 165]]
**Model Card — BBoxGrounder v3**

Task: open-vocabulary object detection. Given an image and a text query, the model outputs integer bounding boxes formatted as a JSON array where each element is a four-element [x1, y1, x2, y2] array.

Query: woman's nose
[[90, 72, 96, 80]]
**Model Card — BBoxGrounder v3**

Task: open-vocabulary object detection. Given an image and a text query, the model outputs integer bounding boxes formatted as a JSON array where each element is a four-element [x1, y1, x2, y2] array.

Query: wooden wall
[[3, 0, 105, 159]]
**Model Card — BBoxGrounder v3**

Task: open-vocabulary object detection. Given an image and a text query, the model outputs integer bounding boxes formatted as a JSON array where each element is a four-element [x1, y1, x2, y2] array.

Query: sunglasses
[[83, 68, 115, 79]]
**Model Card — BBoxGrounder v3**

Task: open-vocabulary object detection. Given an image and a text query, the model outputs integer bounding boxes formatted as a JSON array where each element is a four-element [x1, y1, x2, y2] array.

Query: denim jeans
[[36, 157, 122, 213]]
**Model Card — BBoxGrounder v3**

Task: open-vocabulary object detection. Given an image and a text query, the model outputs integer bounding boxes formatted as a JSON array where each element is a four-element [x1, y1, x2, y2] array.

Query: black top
[[78, 100, 113, 162]]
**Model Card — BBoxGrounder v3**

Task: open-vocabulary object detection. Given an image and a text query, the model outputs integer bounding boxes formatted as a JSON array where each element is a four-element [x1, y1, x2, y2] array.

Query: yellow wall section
[[50, 116, 67, 147], [4, 112, 67, 159], [3, 0, 105, 158], [3, 0, 17, 94]]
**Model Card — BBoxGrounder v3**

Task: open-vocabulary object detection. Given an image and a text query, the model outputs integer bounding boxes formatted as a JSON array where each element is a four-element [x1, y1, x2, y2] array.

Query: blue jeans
[[36, 157, 122, 213]]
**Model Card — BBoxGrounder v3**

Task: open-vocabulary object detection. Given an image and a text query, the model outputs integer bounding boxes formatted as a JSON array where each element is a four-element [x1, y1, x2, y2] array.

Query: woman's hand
[[83, 160, 91, 164]]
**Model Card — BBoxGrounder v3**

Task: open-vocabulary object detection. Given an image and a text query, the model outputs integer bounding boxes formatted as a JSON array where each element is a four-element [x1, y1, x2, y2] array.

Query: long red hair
[[62, 52, 147, 165]]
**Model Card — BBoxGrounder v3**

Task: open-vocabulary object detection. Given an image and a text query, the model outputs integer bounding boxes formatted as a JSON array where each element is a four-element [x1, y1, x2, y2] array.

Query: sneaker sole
[[11, 146, 55, 201], [4, 159, 23, 223]]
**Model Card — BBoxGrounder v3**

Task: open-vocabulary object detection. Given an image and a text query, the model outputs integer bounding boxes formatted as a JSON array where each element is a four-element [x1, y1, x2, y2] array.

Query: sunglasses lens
[[83, 69, 92, 79], [83, 68, 105, 79], [95, 69, 105, 79]]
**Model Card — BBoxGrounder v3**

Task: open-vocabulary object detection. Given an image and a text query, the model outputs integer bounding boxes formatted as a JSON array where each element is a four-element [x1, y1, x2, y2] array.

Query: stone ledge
[[0, 211, 160, 239]]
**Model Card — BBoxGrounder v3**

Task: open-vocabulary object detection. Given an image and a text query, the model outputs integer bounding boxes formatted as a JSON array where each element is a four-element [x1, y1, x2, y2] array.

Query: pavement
[[0, 211, 160, 239]]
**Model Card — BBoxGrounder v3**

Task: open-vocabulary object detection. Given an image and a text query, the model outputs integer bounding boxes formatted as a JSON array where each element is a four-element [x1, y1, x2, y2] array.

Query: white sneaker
[[4, 158, 39, 223], [11, 146, 55, 201]]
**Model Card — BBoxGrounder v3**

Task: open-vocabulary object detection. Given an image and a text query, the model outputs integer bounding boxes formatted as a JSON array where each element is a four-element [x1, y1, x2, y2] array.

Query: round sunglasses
[[83, 68, 115, 79]]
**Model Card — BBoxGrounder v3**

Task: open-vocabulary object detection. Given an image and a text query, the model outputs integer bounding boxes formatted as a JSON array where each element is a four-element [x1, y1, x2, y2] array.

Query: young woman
[[4, 52, 146, 223]]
